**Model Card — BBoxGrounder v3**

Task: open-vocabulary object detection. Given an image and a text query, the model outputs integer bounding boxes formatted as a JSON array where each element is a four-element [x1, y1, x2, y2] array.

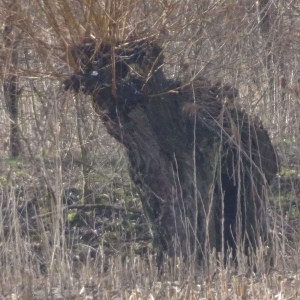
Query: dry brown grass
[[1, 210, 300, 300], [0, 138, 298, 299]]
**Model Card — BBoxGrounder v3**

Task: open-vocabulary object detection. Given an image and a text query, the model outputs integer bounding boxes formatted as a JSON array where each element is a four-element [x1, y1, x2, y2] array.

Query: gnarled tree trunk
[[64, 38, 278, 263]]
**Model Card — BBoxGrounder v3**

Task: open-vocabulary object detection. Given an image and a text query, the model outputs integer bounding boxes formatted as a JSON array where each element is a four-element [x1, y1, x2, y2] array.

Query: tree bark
[[2, 2, 22, 158], [4, 75, 20, 158], [64, 39, 278, 263]]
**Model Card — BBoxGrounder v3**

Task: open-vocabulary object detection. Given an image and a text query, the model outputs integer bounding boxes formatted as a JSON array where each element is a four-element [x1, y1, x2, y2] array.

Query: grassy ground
[[0, 102, 298, 299], [1, 149, 300, 300], [1, 235, 300, 299]]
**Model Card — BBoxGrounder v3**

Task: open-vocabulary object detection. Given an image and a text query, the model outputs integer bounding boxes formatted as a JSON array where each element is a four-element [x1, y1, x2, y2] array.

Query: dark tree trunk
[[64, 38, 278, 263], [2, 3, 22, 158], [4, 75, 21, 158]]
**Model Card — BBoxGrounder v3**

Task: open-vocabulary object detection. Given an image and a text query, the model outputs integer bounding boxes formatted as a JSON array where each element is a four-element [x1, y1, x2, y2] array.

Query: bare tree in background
[[2, 1, 23, 158]]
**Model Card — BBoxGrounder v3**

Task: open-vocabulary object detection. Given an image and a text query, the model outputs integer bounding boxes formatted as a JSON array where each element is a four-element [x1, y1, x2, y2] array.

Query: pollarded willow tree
[[0, 0, 283, 265], [63, 38, 278, 263]]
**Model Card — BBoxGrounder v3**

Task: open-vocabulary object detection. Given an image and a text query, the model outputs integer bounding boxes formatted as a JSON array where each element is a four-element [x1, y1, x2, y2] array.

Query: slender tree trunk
[[258, 0, 274, 73], [258, 0, 279, 114], [2, 1, 22, 158], [4, 75, 20, 158]]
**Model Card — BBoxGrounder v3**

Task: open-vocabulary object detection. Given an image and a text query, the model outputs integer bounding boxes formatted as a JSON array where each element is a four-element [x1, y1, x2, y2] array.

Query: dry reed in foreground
[[1, 205, 300, 300]]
